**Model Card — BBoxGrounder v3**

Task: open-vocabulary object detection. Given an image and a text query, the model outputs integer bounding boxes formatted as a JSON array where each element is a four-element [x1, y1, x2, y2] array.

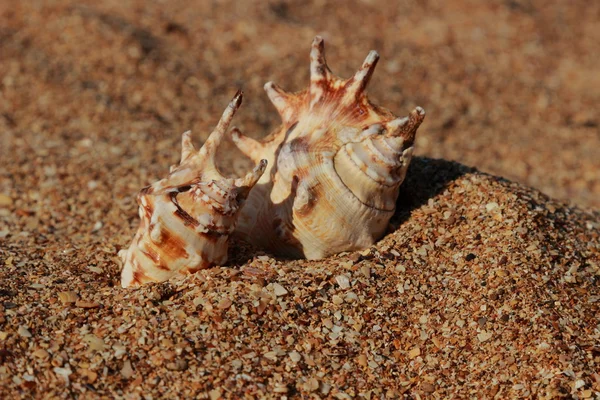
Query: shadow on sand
[[228, 156, 472, 265], [390, 156, 473, 229]]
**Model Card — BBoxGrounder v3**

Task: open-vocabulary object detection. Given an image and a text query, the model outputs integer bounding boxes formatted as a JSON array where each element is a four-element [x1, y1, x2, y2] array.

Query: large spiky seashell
[[119, 92, 267, 288], [233, 37, 425, 259]]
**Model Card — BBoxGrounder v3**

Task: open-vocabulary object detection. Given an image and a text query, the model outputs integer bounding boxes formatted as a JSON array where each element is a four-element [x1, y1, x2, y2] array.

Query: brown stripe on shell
[[141, 247, 170, 271], [139, 185, 154, 195], [131, 261, 148, 285], [142, 203, 154, 220], [206, 198, 238, 216], [174, 208, 200, 227], [368, 152, 402, 181], [169, 192, 200, 227], [156, 223, 189, 260], [308, 85, 383, 126], [137, 190, 155, 219]]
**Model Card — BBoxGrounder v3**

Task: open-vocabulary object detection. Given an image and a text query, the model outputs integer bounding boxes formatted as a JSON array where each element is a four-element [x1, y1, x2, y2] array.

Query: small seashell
[[30, 283, 45, 289], [273, 383, 289, 393], [477, 331, 493, 342], [335, 274, 351, 289], [288, 351, 302, 363], [305, 377, 319, 392], [0, 194, 13, 207], [217, 298, 233, 309], [18, 325, 32, 338], [92, 221, 103, 232], [58, 291, 79, 305], [272, 283, 288, 296], [53, 366, 72, 384], [83, 334, 106, 351], [332, 295, 343, 305], [79, 368, 98, 383], [75, 300, 100, 309], [113, 344, 127, 358], [119, 91, 267, 288], [233, 37, 425, 259], [209, 389, 222, 400], [408, 347, 421, 359], [256, 300, 268, 315], [357, 353, 368, 367], [33, 348, 50, 359], [87, 266, 103, 274], [166, 359, 188, 371], [121, 360, 134, 379]]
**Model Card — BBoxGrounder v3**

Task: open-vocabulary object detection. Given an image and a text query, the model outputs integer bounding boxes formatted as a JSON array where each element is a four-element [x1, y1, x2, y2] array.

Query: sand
[[0, 0, 599, 398]]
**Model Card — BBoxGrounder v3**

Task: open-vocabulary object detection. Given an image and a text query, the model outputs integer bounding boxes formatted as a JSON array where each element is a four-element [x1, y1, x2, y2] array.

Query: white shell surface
[[232, 37, 425, 259]]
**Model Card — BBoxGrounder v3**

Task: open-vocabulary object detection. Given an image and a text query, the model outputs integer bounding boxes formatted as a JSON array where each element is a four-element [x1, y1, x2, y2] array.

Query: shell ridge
[[329, 154, 398, 212]]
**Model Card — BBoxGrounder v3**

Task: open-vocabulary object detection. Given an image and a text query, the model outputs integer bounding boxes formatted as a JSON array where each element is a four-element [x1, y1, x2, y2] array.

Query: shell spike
[[346, 50, 380, 97], [233, 159, 268, 206], [385, 117, 409, 134], [310, 36, 330, 82], [385, 106, 426, 140], [199, 90, 243, 158], [264, 82, 294, 122], [180, 130, 196, 164], [231, 128, 264, 163], [236, 159, 268, 189]]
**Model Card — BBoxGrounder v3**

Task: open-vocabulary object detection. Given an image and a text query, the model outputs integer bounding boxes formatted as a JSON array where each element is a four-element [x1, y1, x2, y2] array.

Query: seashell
[[232, 37, 425, 259], [119, 91, 267, 288], [58, 291, 79, 305]]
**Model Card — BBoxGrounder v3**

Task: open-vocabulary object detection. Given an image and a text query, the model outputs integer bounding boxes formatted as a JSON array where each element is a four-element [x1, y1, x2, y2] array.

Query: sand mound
[[1, 158, 598, 398]]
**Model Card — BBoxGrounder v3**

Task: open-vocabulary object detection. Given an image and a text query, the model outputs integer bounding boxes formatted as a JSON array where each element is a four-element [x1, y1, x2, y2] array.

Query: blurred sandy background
[[1, 0, 598, 210]]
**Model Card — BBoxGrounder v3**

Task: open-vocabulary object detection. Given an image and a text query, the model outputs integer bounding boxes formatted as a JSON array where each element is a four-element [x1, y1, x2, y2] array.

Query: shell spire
[[234, 37, 425, 259], [119, 91, 267, 288]]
